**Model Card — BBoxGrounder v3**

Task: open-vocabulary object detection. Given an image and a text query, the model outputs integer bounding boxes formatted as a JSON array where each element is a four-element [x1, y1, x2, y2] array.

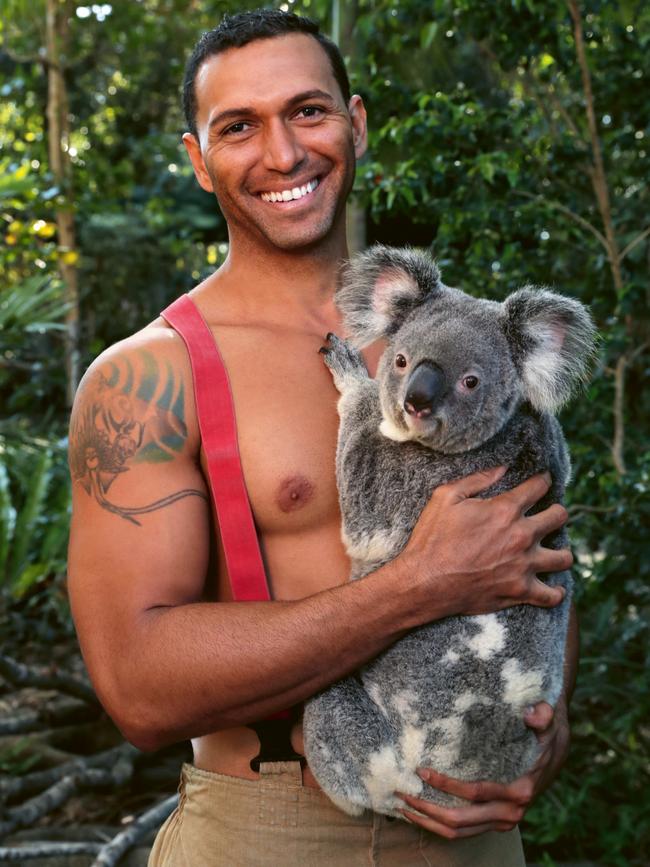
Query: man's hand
[[394, 699, 570, 839], [400, 467, 572, 621]]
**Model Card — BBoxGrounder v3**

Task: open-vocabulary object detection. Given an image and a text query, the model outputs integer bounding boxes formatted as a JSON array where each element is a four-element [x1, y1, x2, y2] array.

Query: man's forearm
[[103, 558, 423, 750]]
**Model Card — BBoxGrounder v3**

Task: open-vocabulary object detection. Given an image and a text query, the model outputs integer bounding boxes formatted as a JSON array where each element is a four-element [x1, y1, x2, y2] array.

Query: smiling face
[[183, 33, 367, 253]]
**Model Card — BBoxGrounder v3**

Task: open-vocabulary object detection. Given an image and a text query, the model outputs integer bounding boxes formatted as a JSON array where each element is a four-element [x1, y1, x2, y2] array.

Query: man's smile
[[259, 177, 320, 204]]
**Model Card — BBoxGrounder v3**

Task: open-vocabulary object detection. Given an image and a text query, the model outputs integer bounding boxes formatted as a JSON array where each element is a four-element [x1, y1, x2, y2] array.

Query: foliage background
[[1, 1, 648, 864]]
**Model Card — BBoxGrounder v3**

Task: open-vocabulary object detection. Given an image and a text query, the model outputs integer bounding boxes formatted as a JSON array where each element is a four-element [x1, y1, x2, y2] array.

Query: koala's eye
[[463, 375, 479, 390], [395, 354, 407, 369]]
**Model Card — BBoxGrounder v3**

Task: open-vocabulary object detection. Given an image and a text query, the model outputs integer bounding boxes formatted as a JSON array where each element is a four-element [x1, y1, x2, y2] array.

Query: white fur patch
[[363, 745, 421, 812], [391, 689, 420, 724], [522, 323, 565, 412], [465, 614, 507, 660], [442, 649, 460, 664], [367, 681, 389, 717], [501, 658, 544, 709], [373, 271, 419, 316], [453, 690, 489, 714], [399, 723, 427, 769], [341, 527, 405, 562], [379, 416, 413, 442]]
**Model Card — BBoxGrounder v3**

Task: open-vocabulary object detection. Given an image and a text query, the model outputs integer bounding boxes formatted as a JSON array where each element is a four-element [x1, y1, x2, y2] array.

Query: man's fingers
[[442, 466, 507, 502], [502, 472, 552, 514], [527, 502, 570, 540], [524, 702, 554, 732], [416, 768, 528, 804], [532, 544, 573, 574], [398, 793, 525, 825], [526, 577, 565, 608]]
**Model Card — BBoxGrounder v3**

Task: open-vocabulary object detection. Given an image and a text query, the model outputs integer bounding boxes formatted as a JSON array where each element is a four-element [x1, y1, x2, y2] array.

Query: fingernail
[[416, 767, 429, 781]]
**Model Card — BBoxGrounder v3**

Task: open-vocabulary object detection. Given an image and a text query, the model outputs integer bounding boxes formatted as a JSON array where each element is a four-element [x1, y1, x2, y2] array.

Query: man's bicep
[[66, 343, 212, 687]]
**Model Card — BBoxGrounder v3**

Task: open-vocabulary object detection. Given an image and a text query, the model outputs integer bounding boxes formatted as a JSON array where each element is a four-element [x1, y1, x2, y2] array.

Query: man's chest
[[208, 325, 343, 535]]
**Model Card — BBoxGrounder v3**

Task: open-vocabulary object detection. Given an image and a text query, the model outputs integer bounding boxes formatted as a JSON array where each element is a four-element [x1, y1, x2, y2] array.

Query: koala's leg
[[319, 332, 370, 395], [303, 674, 409, 817]]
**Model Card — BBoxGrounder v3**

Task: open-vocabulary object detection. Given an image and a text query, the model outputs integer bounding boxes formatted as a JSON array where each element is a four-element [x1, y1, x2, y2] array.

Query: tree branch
[[611, 354, 627, 476], [0, 655, 98, 706], [0, 699, 97, 736], [567, 0, 623, 290], [0, 743, 139, 802], [90, 794, 177, 867], [0, 842, 102, 861], [1, 47, 48, 67], [0, 751, 136, 838], [513, 190, 608, 249], [620, 225, 650, 262]]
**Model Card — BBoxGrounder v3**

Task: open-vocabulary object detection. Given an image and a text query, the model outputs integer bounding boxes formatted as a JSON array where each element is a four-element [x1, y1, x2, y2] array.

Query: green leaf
[[420, 21, 439, 50]]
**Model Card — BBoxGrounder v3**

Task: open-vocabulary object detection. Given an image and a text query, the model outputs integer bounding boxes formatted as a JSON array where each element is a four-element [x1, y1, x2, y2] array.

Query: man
[[67, 10, 575, 865]]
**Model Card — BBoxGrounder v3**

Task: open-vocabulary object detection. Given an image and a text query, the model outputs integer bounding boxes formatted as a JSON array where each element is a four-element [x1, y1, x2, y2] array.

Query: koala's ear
[[503, 287, 597, 412], [336, 245, 443, 347]]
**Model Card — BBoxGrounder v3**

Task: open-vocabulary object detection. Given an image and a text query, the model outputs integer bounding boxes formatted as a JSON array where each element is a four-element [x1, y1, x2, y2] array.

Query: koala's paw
[[319, 332, 369, 392]]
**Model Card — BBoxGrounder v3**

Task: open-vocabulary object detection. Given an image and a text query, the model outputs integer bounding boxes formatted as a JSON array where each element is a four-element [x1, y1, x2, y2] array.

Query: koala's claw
[[320, 332, 368, 391]]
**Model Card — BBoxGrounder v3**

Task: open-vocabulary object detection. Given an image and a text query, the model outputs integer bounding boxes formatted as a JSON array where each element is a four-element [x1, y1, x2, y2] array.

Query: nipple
[[276, 475, 315, 513]]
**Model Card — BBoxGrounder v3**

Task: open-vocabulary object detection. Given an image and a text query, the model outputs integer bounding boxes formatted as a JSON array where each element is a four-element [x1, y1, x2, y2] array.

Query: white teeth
[[261, 178, 320, 202]]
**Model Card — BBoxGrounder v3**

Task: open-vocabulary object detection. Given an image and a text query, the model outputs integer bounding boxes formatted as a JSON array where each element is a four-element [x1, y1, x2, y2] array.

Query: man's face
[[183, 33, 367, 252]]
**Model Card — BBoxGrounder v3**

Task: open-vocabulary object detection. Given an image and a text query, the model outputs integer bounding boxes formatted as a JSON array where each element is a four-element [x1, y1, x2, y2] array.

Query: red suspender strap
[[161, 294, 270, 602]]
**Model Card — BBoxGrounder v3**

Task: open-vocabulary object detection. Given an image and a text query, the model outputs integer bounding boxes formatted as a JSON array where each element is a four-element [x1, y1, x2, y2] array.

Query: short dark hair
[[182, 9, 351, 138]]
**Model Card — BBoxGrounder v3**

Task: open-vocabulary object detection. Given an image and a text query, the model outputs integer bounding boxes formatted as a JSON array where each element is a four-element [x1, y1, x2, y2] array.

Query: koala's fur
[[302, 245, 596, 819]]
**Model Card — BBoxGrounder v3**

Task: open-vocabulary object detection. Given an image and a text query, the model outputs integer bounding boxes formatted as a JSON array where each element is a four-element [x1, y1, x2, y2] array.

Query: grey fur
[[303, 245, 596, 819]]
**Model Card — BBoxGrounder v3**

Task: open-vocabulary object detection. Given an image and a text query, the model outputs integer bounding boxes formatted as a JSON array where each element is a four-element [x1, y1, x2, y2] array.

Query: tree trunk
[[568, 0, 627, 475], [332, 0, 366, 255], [46, 0, 80, 406]]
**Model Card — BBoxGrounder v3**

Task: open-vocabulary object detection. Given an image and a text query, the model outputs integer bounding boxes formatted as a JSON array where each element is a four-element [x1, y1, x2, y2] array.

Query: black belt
[[248, 708, 306, 772]]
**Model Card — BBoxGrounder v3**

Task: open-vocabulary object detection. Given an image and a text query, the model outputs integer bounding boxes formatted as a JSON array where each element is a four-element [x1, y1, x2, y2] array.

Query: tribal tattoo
[[70, 350, 207, 524]]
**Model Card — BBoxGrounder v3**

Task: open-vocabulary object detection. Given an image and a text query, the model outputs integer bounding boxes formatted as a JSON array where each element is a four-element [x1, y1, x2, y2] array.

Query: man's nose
[[262, 120, 306, 173]]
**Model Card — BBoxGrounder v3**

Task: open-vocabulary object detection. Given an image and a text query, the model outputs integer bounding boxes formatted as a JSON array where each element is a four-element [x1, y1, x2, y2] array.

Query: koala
[[302, 245, 596, 819]]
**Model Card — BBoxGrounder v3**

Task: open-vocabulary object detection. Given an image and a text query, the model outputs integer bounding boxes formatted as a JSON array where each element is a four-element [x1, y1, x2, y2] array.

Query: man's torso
[[155, 289, 382, 787]]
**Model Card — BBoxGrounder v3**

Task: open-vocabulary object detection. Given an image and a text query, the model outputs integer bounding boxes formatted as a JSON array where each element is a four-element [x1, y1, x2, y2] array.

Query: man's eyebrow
[[285, 89, 338, 108], [208, 89, 338, 131]]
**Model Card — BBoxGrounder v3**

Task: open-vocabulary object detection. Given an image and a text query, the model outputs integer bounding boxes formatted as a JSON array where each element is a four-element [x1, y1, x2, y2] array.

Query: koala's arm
[[320, 331, 383, 445]]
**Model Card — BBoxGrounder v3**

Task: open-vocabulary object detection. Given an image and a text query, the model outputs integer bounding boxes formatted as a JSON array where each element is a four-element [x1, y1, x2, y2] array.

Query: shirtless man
[[67, 10, 576, 866]]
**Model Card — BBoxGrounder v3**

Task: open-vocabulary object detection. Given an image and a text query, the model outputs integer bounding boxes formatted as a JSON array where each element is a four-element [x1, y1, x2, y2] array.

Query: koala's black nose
[[404, 362, 445, 418]]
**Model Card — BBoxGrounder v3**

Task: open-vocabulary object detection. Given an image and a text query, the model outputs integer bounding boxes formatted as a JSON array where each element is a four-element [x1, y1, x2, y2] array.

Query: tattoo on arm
[[70, 351, 207, 525]]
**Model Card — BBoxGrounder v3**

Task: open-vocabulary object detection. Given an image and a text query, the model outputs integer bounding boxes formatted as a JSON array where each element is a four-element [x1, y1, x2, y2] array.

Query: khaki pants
[[148, 762, 526, 866]]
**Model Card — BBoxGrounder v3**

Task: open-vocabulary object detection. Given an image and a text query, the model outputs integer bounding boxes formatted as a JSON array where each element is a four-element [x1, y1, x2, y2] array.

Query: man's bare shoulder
[[69, 317, 201, 495]]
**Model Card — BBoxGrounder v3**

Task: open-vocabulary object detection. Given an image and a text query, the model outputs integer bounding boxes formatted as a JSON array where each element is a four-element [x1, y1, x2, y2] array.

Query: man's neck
[[197, 228, 349, 334]]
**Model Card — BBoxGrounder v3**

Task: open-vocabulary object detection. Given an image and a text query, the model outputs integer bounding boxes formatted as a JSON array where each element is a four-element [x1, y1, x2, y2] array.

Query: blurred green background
[[1, 1, 648, 864]]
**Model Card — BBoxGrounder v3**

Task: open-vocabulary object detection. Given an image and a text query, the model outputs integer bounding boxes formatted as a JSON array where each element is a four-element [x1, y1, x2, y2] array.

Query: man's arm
[[68, 335, 571, 752]]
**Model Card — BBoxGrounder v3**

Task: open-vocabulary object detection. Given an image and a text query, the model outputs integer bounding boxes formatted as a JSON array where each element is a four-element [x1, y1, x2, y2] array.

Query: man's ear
[[336, 245, 443, 347], [348, 95, 368, 160], [502, 287, 597, 413], [182, 132, 214, 193]]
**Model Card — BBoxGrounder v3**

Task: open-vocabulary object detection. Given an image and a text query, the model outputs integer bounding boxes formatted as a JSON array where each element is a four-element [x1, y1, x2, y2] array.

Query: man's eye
[[297, 105, 323, 119], [224, 121, 250, 135]]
